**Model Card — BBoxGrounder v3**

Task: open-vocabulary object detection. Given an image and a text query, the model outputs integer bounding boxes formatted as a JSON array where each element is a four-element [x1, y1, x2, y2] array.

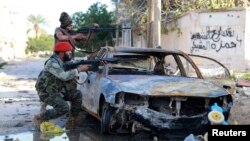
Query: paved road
[[1, 57, 249, 141], [0, 58, 45, 135]]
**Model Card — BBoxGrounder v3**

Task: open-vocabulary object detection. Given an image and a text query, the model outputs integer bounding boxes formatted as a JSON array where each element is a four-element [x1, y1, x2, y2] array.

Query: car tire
[[101, 107, 115, 134]]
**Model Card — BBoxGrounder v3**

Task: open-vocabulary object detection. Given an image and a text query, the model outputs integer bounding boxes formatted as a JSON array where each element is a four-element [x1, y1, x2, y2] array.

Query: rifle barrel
[[75, 27, 132, 33]]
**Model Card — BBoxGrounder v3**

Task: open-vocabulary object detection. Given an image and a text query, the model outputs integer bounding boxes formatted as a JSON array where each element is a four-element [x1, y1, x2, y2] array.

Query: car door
[[78, 48, 110, 116], [77, 71, 98, 114], [188, 54, 235, 94]]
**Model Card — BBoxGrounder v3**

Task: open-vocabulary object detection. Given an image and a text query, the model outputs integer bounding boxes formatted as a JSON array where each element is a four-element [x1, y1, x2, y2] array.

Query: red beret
[[54, 42, 72, 52]]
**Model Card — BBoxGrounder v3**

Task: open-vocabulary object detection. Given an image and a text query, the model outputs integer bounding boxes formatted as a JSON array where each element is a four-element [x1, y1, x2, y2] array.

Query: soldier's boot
[[75, 111, 88, 125], [65, 111, 87, 128], [65, 116, 76, 129]]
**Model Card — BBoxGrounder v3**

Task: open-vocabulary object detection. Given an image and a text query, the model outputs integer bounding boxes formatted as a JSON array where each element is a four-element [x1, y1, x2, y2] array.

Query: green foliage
[[121, 0, 240, 35], [26, 35, 53, 53], [231, 71, 237, 81], [27, 14, 48, 38], [160, 0, 237, 35], [167, 0, 235, 19], [240, 73, 250, 81], [72, 2, 115, 52]]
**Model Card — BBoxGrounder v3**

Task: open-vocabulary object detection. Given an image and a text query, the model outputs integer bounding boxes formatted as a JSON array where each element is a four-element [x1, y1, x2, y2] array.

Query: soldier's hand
[[92, 23, 100, 28], [100, 61, 107, 66], [77, 65, 90, 72]]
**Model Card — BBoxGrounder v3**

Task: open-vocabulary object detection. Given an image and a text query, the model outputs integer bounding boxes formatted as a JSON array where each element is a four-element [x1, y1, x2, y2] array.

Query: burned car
[[77, 46, 234, 138]]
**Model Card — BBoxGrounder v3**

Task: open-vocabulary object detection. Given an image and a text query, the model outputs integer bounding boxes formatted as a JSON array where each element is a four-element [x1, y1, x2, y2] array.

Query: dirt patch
[[228, 88, 250, 124]]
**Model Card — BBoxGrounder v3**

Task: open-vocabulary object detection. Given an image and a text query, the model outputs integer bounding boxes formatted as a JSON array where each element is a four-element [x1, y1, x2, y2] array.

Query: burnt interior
[[149, 97, 205, 116], [116, 92, 233, 117], [112, 93, 233, 136], [123, 93, 147, 105], [148, 95, 232, 117]]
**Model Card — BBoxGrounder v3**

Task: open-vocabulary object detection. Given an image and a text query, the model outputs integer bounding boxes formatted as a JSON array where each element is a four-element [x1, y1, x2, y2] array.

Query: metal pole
[[147, 0, 154, 48], [115, 0, 119, 47], [154, 0, 161, 47]]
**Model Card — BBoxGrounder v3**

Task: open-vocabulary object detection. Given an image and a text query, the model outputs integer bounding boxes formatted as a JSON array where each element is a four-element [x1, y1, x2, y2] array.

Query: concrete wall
[[132, 8, 249, 71], [161, 8, 249, 71], [245, 8, 250, 69]]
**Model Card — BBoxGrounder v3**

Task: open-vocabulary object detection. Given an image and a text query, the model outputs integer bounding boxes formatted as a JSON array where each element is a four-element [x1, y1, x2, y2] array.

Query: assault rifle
[[63, 58, 118, 71], [71, 27, 132, 34]]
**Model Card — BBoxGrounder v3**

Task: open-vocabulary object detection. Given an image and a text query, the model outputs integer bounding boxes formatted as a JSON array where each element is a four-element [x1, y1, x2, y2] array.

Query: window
[[164, 55, 181, 76], [179, 55, 198, 78], [189, 56, 229, 79]]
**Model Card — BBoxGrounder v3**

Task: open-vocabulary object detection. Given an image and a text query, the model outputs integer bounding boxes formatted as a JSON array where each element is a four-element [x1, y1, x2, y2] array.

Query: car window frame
[[188, 54, 231, 79], [170, 53, 204, 79]]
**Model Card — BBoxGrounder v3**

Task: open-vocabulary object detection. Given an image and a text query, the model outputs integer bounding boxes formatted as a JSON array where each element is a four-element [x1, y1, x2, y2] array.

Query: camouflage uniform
[[35, 54, 82, 120]]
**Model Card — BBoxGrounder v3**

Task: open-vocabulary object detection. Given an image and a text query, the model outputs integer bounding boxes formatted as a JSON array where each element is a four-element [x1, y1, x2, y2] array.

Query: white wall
[[245, 8, 250, 69], [0, 4, 27, 61], [161, 8, 248, 71]]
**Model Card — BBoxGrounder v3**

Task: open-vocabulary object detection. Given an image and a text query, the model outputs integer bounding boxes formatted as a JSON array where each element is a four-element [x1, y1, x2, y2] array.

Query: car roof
[[99, 46, 186, 57]]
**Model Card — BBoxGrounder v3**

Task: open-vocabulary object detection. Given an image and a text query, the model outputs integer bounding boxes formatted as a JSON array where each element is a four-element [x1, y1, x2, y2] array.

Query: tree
[[27, 14, 48, 38], [26, 35, 54, 53], [72, 2, 115, 52]]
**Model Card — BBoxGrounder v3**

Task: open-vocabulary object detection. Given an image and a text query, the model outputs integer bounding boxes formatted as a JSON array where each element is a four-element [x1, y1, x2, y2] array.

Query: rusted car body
[[77, 46, 234, 138]]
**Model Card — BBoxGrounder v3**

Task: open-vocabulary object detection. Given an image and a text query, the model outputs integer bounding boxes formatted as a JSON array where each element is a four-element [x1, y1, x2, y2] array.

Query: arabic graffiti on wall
[[190, 26, 242, 53]]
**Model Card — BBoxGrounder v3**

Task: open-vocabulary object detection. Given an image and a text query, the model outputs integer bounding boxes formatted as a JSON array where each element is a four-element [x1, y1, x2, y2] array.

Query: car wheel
[[101, 107, 115, 134]]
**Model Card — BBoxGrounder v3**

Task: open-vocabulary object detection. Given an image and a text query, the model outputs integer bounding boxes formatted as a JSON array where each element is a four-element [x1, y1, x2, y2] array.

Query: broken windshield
[[108, 57, 155, 74]]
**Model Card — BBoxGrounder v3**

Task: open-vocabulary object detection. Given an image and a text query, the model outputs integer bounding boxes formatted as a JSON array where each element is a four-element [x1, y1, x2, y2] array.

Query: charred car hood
[[106, 75, 229, 97]]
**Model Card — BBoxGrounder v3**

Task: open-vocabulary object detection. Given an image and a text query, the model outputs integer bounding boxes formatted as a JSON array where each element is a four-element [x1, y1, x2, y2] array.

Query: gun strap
[[59, 28, 77, 49], [84, 29, 94, 46], [59, 28, 78, 58]]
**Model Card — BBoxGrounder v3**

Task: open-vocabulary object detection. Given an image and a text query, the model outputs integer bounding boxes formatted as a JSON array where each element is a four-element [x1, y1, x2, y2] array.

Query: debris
[[17, 113, 29, 116], [4, 101, 13, 104], [203, 132, 208, 141], [4, 135, 13, 141], [208, 111, 225, 125], [0, 98, 31, 102], [40, 133, 61, 140], [242, 87, 250, 96], [40, 121, 64, 134], [4, 138, 13, 141], [208, 103, 227, 125], [17, 90, 29, 93], [153, 136, 158, 141], [14, 122, 23, 127], [24, 120, 32, 122], [236, 79, 250, 87], [39, 121, 65, 140], [184, 134, 195, 141], [234, 120, 238, 125]]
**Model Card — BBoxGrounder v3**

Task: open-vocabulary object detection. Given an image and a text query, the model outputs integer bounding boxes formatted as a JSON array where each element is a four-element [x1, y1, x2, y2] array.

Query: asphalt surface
[[0, 57, 250, 141]]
